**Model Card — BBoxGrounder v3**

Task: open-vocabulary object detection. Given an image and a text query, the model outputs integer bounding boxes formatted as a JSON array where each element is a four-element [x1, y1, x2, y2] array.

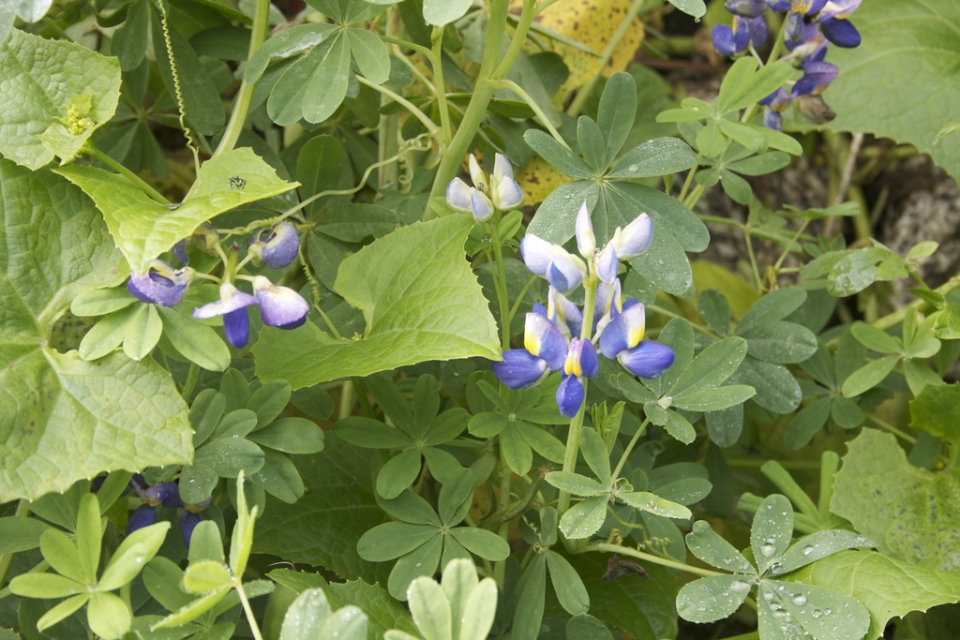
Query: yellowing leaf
[[515, 156, 571, 206]]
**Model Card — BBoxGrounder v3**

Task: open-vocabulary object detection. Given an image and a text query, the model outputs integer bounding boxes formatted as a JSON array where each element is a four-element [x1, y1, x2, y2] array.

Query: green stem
[[235, 582, 265, 640], [490, 219, 512, 350], [356, 76, 439, 136], [492, 79, 568, 149], [772, 219, 810, 273], [494, 438, 512, 587], [744, 230, 764, 292], [583, 543, 723, 577], [683, 183, 706, 209], [86, 143, 168, 204], [0, 501, 29, 587], [566, 0, 645, 117], [867, 415, 916, 445], [508, 275, 539, 327], [181, 363, 200, 403], [677, 153, 702, 202], [556, 389, 588, 516], [611, 418, 649, 481], [213, 0, 270, 157], [432, 28, 453, 146], [339, 380, 355, 420], [315, 304, 343, 339], [352, 378, 375, 419], [493, 0, 537, 79]]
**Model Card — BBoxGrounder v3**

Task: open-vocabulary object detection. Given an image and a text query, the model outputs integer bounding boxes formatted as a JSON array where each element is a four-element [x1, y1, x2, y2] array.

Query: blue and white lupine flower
[[609, 213, 654, 260], [816, 0, 861, 47], [493, 310, 566, 389], [490, 154, 524, 211], [127, 260, 194, 307], [575, 202, 596, 258], [252, 276, 310, 329], [193, 282, 258, 348], [520, 234, 588, 293], [250, 221, 300, 269], [447, 153, 522, 221], [596, 242, 619, 284], [598, 300, 675, 379], [547, 287, 583, 339]]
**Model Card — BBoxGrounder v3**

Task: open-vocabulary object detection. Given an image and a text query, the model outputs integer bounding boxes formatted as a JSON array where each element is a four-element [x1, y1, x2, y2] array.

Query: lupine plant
[[2, 0, 960, 638]]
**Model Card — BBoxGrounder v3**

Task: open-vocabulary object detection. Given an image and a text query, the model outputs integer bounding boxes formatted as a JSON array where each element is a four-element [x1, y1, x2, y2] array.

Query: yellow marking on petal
[[525, 333, 542, 356], [628, 325, 645, 349], [564, 354, 582, 377]]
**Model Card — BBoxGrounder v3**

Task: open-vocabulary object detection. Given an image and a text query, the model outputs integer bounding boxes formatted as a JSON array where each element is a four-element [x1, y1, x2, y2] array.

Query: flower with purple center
[[597, 301, 675, 378], [127, 260, 194, 307]]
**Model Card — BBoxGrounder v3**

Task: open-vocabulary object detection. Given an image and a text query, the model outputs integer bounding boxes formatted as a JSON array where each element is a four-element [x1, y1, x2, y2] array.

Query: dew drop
[[415, 562, 423, 568], [760, 544, 777, 557], [825, 608, 832, 615], [628, 164, 639, 172], [812, 609, 823, 619], [763, 591, 774, 602], [730, 580, 750, 593], [792, 594, 807, 606], [802, 545, 815, 556]]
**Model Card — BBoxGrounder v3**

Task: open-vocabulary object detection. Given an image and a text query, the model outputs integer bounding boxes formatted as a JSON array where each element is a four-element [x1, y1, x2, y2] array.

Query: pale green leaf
[[423, 0, 472, 26], [0, 29, 120, 169], [676, 575, 752, 623], [254, 216, 500, 388], [56, 147, 297, 273]]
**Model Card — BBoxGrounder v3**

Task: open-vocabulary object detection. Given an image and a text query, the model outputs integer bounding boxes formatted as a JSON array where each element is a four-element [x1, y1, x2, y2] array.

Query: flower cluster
[[713, 0, 862, 130], [127, 221, 310, 349], [126, 478, 211, 547], [446, 153, 524, 221], [492, 203, 675, 417]]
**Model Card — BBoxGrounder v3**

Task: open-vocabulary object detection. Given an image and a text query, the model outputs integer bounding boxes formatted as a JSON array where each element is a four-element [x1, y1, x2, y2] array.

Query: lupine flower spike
[[494, 201, 674, 418]]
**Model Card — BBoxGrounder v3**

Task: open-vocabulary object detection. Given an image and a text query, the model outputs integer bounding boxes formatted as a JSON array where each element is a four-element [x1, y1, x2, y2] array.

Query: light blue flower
[[520, 234, 587, 293], [598, 300, 675, 379], [252, 276, 310, 329], [491, 153, 524, 211], [127, 260, 194, 307], [250, 221, 300, 269], [193, 282, 258, 348]]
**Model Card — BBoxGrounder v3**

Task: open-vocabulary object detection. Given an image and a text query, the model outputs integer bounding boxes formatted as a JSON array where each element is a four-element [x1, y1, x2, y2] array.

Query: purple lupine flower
[[793, 60, 839, 96], [193, 282, 258, 348], [520, 235, 588, 294], [179, 511, 203, 547], [126, 504, 158, 535], [493, 312, 567, 389], [251, 222, 300, 269], [816, 0, 862, 47], [252, 276, 310, 329], [598, 300, 675, 379], [759, 88, 794, 131], [713, 16, 768, 56], [127, 260, 193, 307], [557, 338, 599, 417]]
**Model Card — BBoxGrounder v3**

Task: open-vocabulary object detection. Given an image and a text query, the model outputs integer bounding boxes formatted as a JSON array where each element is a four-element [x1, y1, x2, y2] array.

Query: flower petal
[[144, 482, 183, 509], [596, 243, 618, 284], [494, 176, 524, 210], [468, 154, 487, 192], [126, 505, 158, 535], [612, 213, 653, 260], [546, 255, 587, 293], [724, 0, 768, 17], [598, 302, 646, 359], [192, 282, 257, 319], [258, 221, 300, 269], [520, 234, 557, 276], [127, 261, 192, 307], [252, 276, 310, 328], [492, 349, 549, 389], [470, 188, 494, 222], [556, 375, 585, 418], [179, 511, 203, 548], [793, 61, 838, 96], [524, 313, 568, 371], [617, 341, 675, 378], [493, 153, 514, 183], [564, 338, 598, 379], [819, 17, 860, 47], [549, 287, 583, 339], [223, 307, 250, 348], [446, 177, 473, 212], [575, 201, 596, 257], [712, 24, 739, 56]]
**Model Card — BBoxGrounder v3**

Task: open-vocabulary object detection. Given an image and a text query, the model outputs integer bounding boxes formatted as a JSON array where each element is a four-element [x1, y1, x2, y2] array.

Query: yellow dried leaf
[[516, 156, 571, 206]]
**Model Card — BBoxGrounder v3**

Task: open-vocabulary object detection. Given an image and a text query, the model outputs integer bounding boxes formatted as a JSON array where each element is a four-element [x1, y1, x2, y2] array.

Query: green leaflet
[[0, 29, 120, 170], [831, 428, 960, 573], [0, 161, 191, 502], [820, 0, 960, 182], [254, 216, 500, 388], [789, 550, 960, 640], [56, 147, 297, 274]]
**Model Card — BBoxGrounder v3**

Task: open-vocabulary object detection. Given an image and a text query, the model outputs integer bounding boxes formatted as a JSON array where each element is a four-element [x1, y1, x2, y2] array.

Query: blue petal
[[253, 277, 310, 329], [784, 11, 806, 48], [524, 313, 568, 371], [172, 240, 189, 266], [470, 188, 494, 222], [127, 269, 188, 307], [259, 222, 300, 269], [223, 307, 250, 348], [126, 504, 158, 535], [579, 340, 599, 378], [767, 0, 791, 10], [492, 349, 548, 389], [520, 234, 557, 276], [546, 256, 586, 293], [712, 24, 739, 56], [744, 16, 768, 46], [556, 375, 585, 418], [550, 287, 583, 338], [793, 61, 838, 96], [764, 108, 784, 131], [564, 338, 598, 378], [820, 18, 860, 47], [532, 302, 549, 318], [724, 0, 768, 17], [192, 283, 257, 319], [144, 482, 183, 509], [598, 303, 646, 359], [612, 213, 653, 260], [179, 511, 203, 547], [617, 341, 676, 378], [596, 243, 618, 284]]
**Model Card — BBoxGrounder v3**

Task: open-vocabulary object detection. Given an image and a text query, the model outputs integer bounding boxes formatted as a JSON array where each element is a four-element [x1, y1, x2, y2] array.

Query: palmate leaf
[[0, 160, 192, 502], [56, 147, 297, 274], [0, 29, 120, 170], [254, 216, 500, 388]]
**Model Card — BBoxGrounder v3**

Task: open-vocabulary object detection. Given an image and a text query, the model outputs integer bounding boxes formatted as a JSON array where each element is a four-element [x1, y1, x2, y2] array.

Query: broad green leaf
[[0, 516, 50, 554], [524, 129, 595, 179], [9, 572, 86, 599], [784, 396, 832, 450], [717, 58, 793, 115], [735, 287, 807, 335], [56, 147, 296, 274], [500, 423, 533, 477], [113, 0, 148, 71], [87, 591, 132, 640], [254, 216, 500, 387], [758, 580, 869, 640], [545, 550, 590, 615], [121, 303, 162, 361], [663, 410, 696, 444], [387, 532, 443, 600], [596, 72, 638, 166], [407, 576, 451, 640], [247, 417, 325, 454], [257, 448, 305, 503], [685, 520, 755, 573], [423, 0, 471, 25], [448, 527, 510, 561], [776, 530, 873, 575], [70, 286, 136, 317], [254, 438, 391, 584], [819, 0, 960, 182], [608, 137, 698, 179], [183, 560, 233, 593], [513, 555, 547, 640], [38, 528, 85, 583], [578, 116, 607, 173], [0, 29, 120, 169], [303, 33, 352, 124], [696, 121, 726, 158], [671, 385, 755, 412], [157, 306, 230, 371], [280, 588, 332, 640], [831, 429, 960, 573], [544, 472, 607, 497], [851, 322, 902, 355], [676, 575, 752, 623], [320, 605, 368, 640], [0, 162, 191, 502], [729, 357, 802, 414], [911, 382, 960, 440], [667, 0, 706, 18], [100, 521, 170, 590], [566, 614, 613, 640], [526, 180, 601, 245], [789, 549, 960, 640], [579, 428, 611, 485], [841, 355, 900, 398], [705, 404, 743, 448], [669, 337, 747, 397], [741, 321, 818, 364], [35, 594, 89, 632], [751, 495, 793, 575], [460, 576, 498, 640], [559, 495, 608, 539], [245, 23, 336, 84]]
